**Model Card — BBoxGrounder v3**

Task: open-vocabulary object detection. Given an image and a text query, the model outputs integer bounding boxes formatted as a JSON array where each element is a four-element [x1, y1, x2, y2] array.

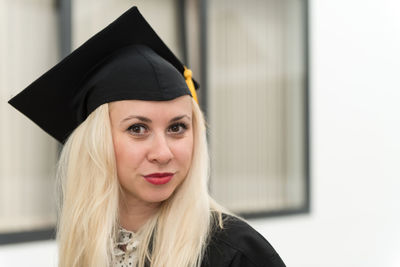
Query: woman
[[9, 6, 285, 267]]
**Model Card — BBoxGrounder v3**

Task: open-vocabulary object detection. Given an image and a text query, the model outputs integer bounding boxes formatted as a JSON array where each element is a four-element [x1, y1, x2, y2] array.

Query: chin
[[141, 188, 177, 204]]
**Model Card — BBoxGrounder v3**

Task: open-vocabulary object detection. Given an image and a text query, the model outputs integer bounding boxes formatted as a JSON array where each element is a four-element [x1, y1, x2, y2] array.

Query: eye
[[127, 124, 149, 136], [167, 123, 188, 135]]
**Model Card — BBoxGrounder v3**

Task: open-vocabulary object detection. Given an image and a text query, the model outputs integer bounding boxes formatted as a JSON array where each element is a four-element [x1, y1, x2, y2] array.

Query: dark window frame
[[0, 0, 310, 245]]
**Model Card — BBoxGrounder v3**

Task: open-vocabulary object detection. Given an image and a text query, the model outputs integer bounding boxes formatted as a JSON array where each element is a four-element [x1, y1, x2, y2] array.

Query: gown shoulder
[[201, 214, 286, 267]]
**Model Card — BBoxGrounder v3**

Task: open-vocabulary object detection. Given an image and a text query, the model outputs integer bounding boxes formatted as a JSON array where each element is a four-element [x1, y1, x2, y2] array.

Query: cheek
[[174, 136, 194, 169], [113, 137, 125, 164], [113, 136, 143, 172]]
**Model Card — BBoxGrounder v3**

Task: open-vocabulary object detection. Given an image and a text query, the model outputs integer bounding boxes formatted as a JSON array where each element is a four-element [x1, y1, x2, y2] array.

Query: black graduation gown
[[201, 215, 286, 267]]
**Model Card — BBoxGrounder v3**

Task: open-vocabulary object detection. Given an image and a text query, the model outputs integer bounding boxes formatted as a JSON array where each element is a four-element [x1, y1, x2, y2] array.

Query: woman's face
[[109, 96, 193, 206]]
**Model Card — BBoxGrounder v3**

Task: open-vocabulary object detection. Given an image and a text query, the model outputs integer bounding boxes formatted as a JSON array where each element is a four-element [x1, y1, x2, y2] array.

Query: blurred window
[[0, 0, 309, 244], [207, 0, 309, 217], [0, 0, 59, 243], [0, 0, 180, 244]]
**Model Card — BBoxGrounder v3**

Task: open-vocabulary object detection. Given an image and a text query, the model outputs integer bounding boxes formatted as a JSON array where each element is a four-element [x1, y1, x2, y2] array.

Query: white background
[[1, 0, 400, 266], [253, 0, 400, 266]]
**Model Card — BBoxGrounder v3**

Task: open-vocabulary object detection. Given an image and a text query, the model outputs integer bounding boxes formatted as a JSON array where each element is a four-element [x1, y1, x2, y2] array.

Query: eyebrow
[[120, 115, 191, 125]]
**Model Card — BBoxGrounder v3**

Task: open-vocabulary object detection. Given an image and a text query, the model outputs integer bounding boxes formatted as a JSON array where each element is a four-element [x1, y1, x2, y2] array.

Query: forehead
[[109, 95, 192, 118]]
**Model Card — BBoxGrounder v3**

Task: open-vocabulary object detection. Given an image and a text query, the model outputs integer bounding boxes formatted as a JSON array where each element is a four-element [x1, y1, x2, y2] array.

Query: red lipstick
[[143, 172, 174, 185]]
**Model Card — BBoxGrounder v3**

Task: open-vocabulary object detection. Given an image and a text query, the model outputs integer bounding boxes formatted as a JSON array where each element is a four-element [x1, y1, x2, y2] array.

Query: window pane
[[72, 0, 182, 58], [208, 0, 307, 214], [0, 0, 59, 233], [0, 0, 181, 241]]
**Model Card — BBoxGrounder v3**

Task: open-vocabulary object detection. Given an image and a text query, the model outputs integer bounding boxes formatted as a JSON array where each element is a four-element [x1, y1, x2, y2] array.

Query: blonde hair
[[56, 99, 225, 267]]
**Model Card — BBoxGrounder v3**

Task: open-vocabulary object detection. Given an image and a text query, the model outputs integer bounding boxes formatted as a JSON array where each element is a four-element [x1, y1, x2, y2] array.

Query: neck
[[119, 196, 161, 232]]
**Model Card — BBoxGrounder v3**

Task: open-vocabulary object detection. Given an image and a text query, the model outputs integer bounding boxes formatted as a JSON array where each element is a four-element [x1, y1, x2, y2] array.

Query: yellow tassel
[[184, 67, 198, 104]]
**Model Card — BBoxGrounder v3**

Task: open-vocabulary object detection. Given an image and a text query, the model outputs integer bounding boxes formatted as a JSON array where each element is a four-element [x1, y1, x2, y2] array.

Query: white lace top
[[113, 227, 140, 267]]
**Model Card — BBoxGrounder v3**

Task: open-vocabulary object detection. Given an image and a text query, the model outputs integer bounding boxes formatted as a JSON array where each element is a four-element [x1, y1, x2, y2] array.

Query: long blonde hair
[[56, 99, 224, 267]]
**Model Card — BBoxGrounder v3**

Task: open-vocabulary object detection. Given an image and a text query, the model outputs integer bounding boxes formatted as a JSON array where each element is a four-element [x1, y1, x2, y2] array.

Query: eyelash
[[127, 123, 148, 136], [127, 122, 188, 136], [167, 123, 188, 134]]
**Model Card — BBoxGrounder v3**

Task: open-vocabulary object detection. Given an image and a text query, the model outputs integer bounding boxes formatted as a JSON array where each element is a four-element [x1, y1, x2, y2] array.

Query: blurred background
[[1, 0, 399, 266]]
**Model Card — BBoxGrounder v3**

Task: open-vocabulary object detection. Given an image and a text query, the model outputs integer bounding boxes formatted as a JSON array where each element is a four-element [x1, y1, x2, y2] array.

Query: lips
[[143, 172, 174, 185]]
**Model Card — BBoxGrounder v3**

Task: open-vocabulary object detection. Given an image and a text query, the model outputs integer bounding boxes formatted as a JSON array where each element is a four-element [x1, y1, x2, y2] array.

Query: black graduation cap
[[8, 6, 199, 144]]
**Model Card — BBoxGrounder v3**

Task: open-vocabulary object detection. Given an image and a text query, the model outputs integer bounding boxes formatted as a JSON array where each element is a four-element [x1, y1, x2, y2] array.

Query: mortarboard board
[[8, 6, 199, 144]]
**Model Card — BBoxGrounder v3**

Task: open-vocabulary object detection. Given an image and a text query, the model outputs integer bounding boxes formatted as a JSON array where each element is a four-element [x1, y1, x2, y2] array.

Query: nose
[[147, 133, 173, 165]]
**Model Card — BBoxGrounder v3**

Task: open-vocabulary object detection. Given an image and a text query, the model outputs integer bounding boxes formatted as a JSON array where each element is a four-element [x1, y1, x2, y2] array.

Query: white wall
[[251, 0, 400, 266], [0, 241, 57, 267], [1, 0, 400, 266]]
